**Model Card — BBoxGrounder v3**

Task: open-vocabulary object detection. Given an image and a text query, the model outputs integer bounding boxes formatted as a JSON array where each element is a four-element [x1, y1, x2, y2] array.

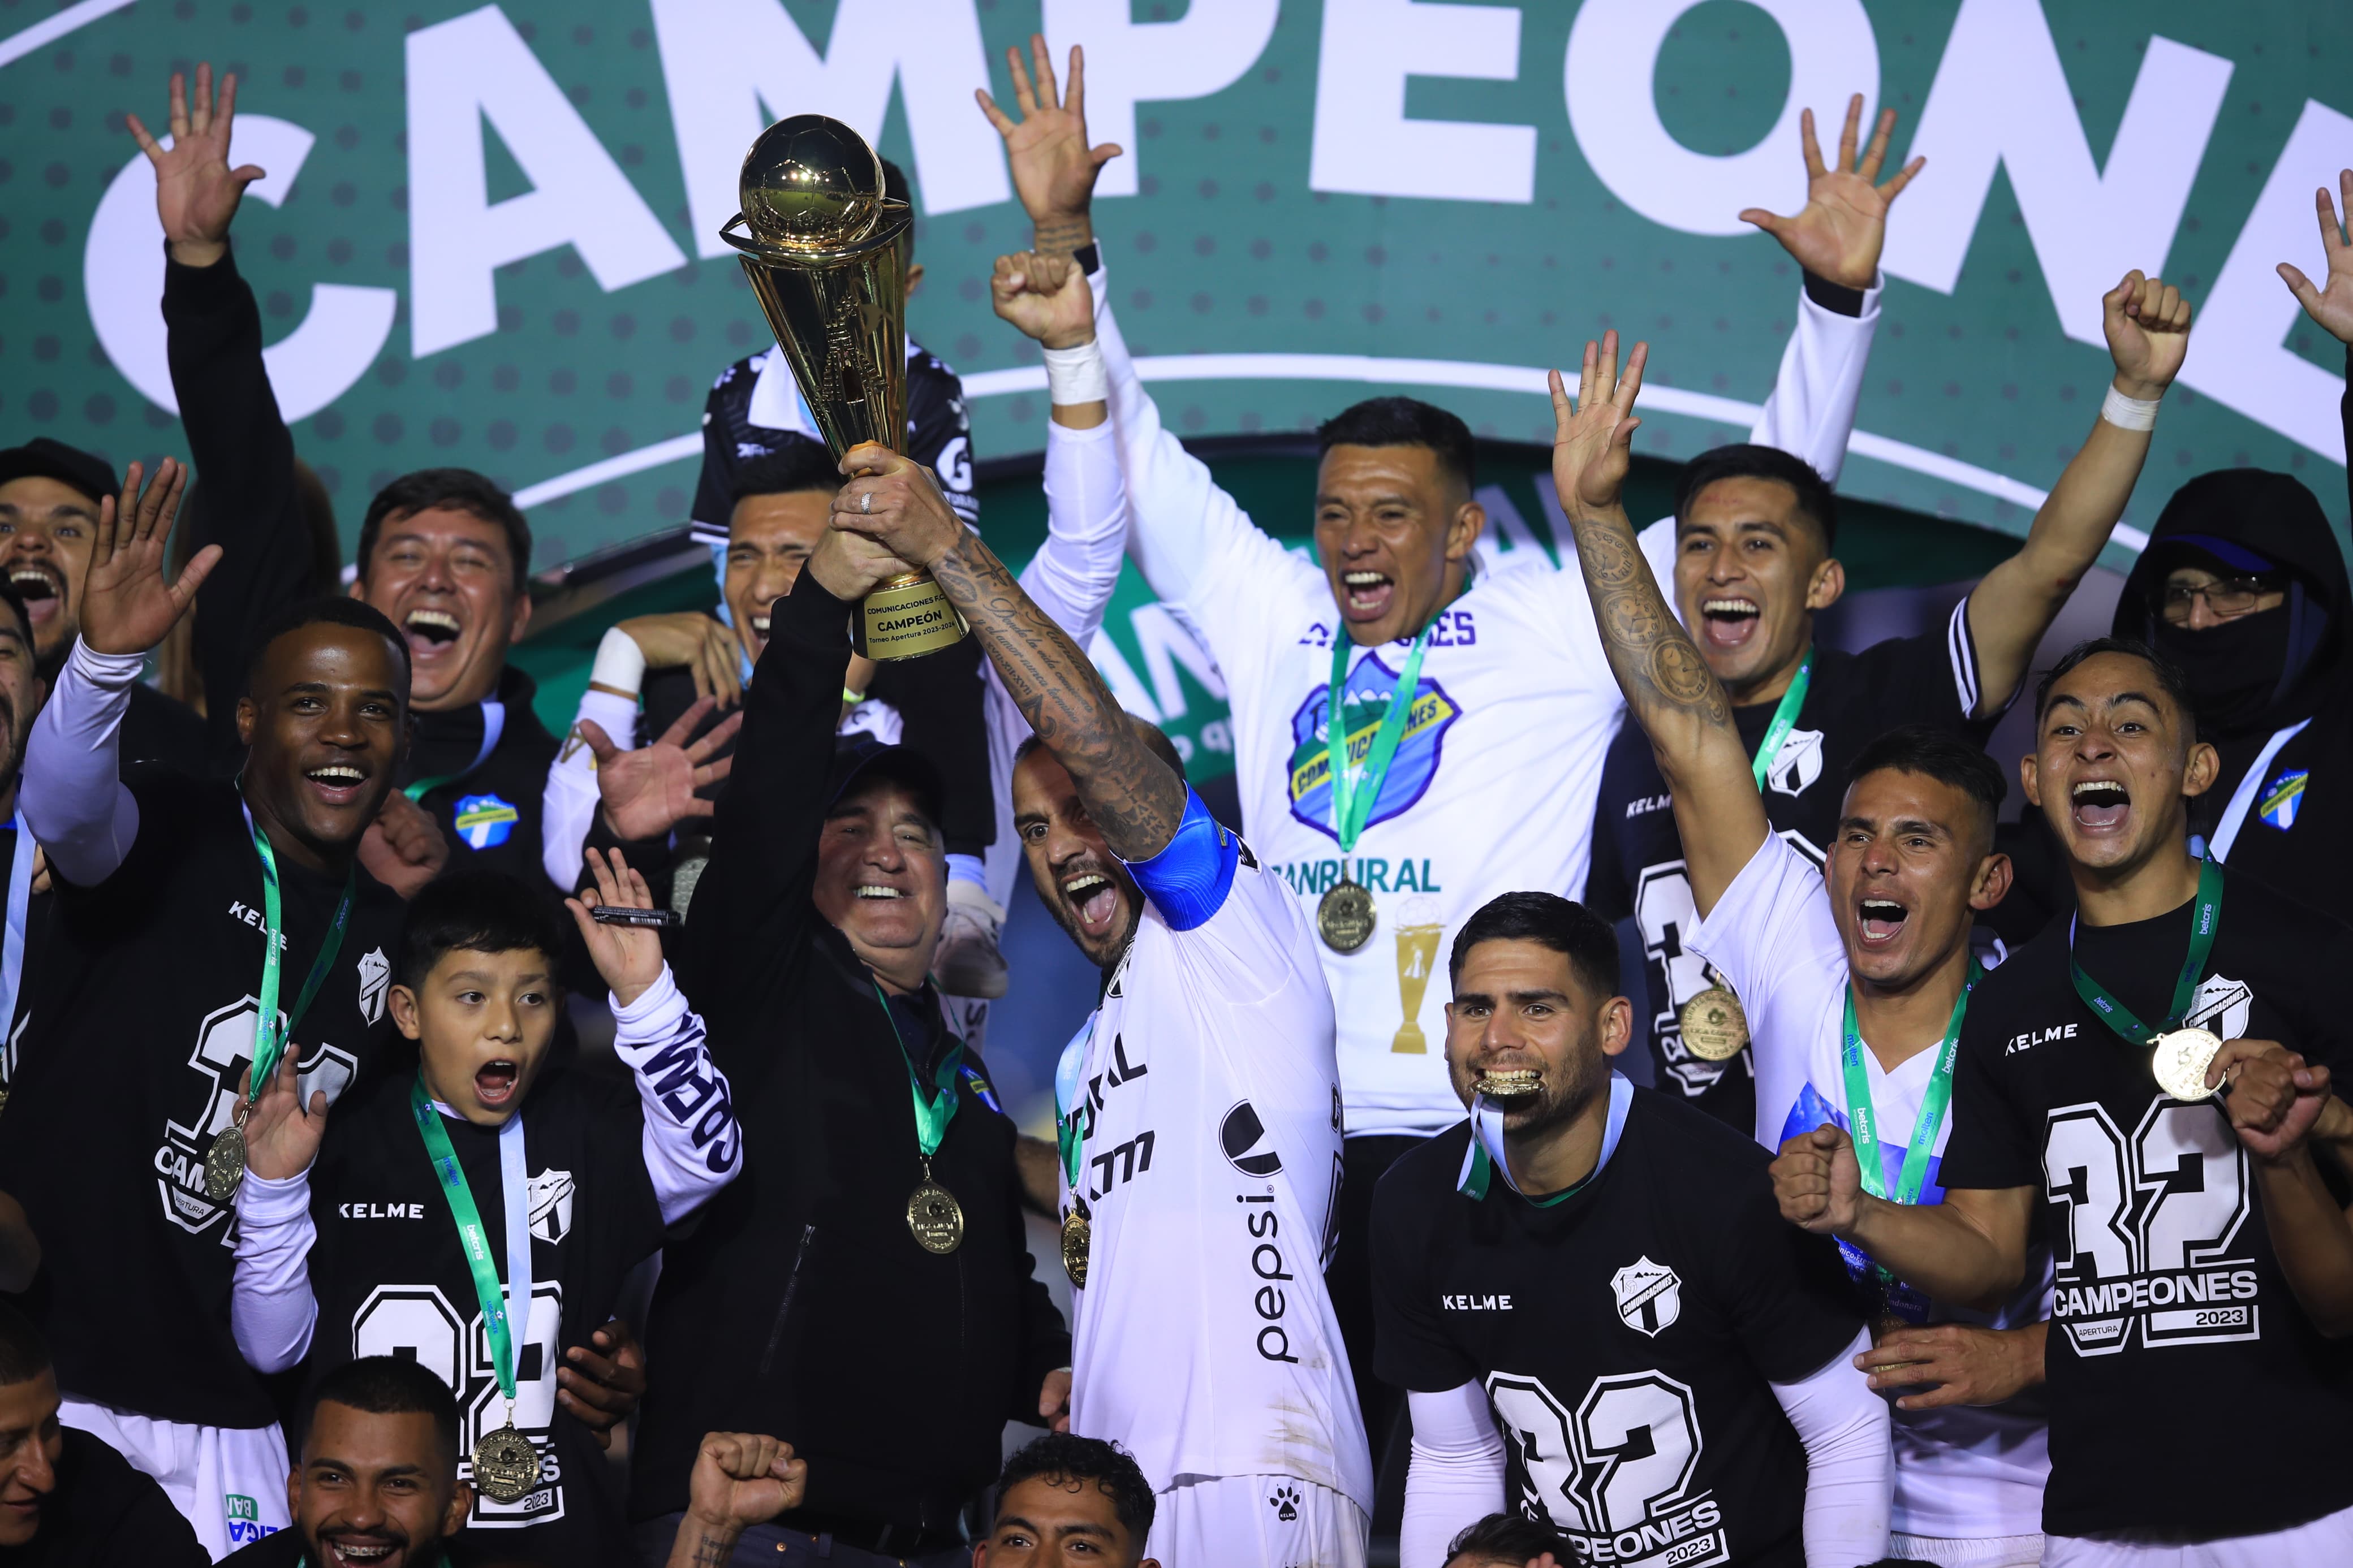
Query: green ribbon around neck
[[1748, 655, 1813, 791], [873, 982, 964, 1160], [242, 810, 355, 1106], [1324, 625, 1436, 854], [409, 1074, 520, 1406], [2069, 858, 2225, 1045]]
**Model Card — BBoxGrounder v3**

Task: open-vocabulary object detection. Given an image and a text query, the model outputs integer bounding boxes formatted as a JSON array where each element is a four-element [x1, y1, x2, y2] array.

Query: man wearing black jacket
[[135, 64, 555, 893], [627, 524, 1068, 1566]]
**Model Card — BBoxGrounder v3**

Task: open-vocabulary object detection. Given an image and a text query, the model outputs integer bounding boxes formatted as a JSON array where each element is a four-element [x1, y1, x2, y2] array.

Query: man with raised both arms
[[1774, 637, 2353, 1563], [834, 391, 1369, 1562]]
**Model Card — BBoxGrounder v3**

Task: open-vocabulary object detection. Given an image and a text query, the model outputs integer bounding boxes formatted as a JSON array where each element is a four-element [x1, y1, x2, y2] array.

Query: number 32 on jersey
[[1486, 1371, 1728, 1568]]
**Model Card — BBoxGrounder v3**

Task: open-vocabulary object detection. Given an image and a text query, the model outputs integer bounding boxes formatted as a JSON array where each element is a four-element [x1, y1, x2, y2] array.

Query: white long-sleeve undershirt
[[20, 640, 146, 888], [1399, 1381, 1507, 1568]]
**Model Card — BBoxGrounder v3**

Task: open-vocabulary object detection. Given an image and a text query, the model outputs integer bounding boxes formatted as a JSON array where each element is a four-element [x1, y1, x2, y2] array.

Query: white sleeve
[[1024, 417, 1128, 655], [540, 630, 645, 889], [610, 966, 743, 1225], [1683, 833, 1844, 1051], [230, 1167, 319, 1373], [20, 640, 145, 888], [1748, 278, 1882, 485], [1769, 1328, 1892, 1567], [1400, 1382, 1507, 1568]]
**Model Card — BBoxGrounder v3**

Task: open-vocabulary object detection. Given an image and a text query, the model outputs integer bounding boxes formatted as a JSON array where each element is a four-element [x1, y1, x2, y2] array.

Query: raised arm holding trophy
[[720, 114, 967, 660]]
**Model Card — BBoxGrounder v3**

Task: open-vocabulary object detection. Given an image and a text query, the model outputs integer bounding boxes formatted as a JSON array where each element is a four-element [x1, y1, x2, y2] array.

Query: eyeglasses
[[2156, 576, 2276, 624]]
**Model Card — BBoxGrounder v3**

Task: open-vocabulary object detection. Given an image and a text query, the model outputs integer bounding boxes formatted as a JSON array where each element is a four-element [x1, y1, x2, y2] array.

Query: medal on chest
[[1059, 1198, 1092, 1290], [2070, 859, 2229, 1102], [1054, 1018, 1097, 1288], [1677, 983, 1749, 1062], [907, 1162, 967, 1255], [876, 982, 967, 1255], [1317, 625, 1437, 953], [1315, 880, 1377, 953]]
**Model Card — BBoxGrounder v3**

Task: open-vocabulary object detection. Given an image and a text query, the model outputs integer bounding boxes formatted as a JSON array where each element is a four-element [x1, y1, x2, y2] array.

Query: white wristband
[[589, 625, 649, 695], [2100, 385, 2161, 432], [1042, 340, 1109, 407]]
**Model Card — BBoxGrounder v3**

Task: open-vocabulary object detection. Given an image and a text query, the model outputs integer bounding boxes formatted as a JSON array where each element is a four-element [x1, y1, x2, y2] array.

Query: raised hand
[[239, 1052, 327, 1182], [975, 34, 1122, 252], [80, 459, 221, 657], [831, 447, 966, 573], [685, 1431, 807, 1532], [615, 612, 744, 709], [126, 64, 264, 269], [2103, 271, 2193, 399], [357, 792, 449, 901], [2212, 1038, 2334, 1164], [566, 848, 669, 1008], [990, 251, 1095, 349], [2278, 170, 2353, 347], [1548, 331, 1648, 516], [1738, 96, 1923, 292], [585, 696, 742, 844], [558, 1318, 647, 1451], [1773, 1124, 1861, 1236]]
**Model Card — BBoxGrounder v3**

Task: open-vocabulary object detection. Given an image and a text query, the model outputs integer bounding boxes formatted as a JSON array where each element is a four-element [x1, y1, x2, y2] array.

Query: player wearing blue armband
[[831, 433, 1372, 1567]]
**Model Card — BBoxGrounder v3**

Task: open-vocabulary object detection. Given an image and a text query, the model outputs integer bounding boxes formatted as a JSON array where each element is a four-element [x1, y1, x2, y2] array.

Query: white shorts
[[1147, 1474, 1367, 1568], [1894, 1531, 2044, 1566], [60, 1396, 291, 1561], [2045, 1502, 2353, 1567]]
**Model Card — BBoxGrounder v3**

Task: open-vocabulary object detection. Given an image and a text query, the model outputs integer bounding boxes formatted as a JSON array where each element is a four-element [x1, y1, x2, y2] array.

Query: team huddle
[[0, 27, 2344, 1568]]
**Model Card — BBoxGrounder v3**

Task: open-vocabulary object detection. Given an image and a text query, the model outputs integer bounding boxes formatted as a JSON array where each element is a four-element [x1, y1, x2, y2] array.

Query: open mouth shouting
[[1339, 569, 1394, 622], [1698, 594, 1761, 650], [1856, 896, 1910, 948], [1059, 867, 1124, 943], [303, 761, 372, 808], [748, 612, 771, 653], [475, 1057, 521, 1109], [316, 1530, 407, 1566], [2070, 777, 2131, 836], [402, 607, 463, 661], [7, 563, 63, 632]]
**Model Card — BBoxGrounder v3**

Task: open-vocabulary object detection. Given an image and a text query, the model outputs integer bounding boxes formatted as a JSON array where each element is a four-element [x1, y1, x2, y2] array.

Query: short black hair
[[1846, 724, 2007, 837], [1446, 1511, 1569, 1566], [1448, 891, 1618, 1000], [307, 1355, 462, 1470], [244, 595, 411, 700], [1015, 719, 1187, 783], [2033, 636, 2196, 737], [1316, 396, 1477, 493], [995, 1434, 1154, 1548], [395, 869, 567, 991], [1675, 443, 1838, 551], [357, 468, 532, 594], [731, 441, 842, 512], [0, 1301, 51, 1387]]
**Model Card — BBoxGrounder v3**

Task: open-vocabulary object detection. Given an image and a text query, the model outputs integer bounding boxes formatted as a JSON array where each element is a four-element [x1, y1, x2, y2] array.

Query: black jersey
[[1940, 872, 2353, 1539], [0, 772, 404, 1428], [1588, 604, 1993, 1130], [690, 339, 977, 531], [301, 1064, 668, 1567], [1372, 1087, 1862, 1568], [0, 1428, 210, 1566]]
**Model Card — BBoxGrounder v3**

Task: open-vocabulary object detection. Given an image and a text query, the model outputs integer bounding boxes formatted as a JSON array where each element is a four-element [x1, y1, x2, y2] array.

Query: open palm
[[2279, 169, 2353, 347], [80, 459, 220, 657], [126, 63, 263, 262], [1549, 332, 1648, 515], [1739, 97, 1924, 291], [975, 35, 1122, 226], [239, 1053, 327, 1182], [590, 697, 739, 843]]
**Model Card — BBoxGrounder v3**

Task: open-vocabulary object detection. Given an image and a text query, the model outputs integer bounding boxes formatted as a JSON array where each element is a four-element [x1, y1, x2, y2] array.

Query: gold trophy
[[720, 115, 967, 659], [1392, 895, 1444, 1053]]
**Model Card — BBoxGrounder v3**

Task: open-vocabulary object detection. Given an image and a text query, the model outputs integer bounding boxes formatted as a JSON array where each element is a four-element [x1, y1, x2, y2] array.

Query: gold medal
[[1473, 1069, 1541, 1100], [907, 1169, 966, 1255], [202, 1120, 248, 1202], [2151, 1027, 2223, 1103], [1678, 984, 1749, 1062], [1059, 1202, 1091, 1289], [1317, 879, 1376, 953], [470, 1419, 543, 1504]]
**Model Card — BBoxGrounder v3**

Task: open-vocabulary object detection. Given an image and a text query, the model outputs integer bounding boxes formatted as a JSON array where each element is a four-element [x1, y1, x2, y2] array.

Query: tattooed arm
[[1550, 334, 1768, 919], [831, 445, 1186, 862]]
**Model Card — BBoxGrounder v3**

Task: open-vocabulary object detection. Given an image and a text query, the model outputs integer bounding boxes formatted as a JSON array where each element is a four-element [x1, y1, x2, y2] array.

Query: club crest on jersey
[[2183, 973, 2253, 1043], [1285, 656, 1460, 841], [528, 1169, 575, 1245], [1762, 727, 1825, 798], [1221, 1100, 1283, 1177], [2258, 768, 2307, 832], [1610, 1255, 1682, 1337], [161, 997, 357, 1234], [453, 793, 520, 850], [356, 948, 390, 1026]]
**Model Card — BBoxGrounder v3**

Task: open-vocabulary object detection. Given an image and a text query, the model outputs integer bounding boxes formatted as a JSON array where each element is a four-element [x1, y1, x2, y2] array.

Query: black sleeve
[[70, 1430, 212, 1566], [1936, 1004, 2039, 1191], [675, 568, 852, 1030], [1718, 1155, 1867, 1382], [690, 366, 745, 532], [865, 639, 997, 858], [1583, 757, 1628, 917], [907, 356, 979, 526], [1369, 1165, 1476, 1392], [162, 248, 317, 772], [51, 768, 195, 930], [1858, 614, 1997, 736]]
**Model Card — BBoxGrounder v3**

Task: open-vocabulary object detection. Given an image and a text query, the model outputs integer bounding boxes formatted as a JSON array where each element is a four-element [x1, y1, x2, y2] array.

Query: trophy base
[[857, 572, 968, 661]]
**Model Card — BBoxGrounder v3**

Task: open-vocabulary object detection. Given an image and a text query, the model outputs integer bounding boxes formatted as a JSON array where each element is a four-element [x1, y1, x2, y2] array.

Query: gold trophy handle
[[836, 442, 969, 662]]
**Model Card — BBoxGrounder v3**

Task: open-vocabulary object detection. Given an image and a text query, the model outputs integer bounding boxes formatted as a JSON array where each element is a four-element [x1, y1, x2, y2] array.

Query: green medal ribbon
[[410, 1074, 522, 1410], [873, 982, 964, 1160], [2068, 858, 2225, 1044], [1839, 961, 1979, 1304], [242, 810, 356, 1106], [1324, 625, 1436, 854], [1748, 654, 1812, 791]]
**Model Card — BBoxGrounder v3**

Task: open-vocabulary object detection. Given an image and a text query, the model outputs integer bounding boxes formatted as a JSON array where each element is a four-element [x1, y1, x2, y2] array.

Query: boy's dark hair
[[357, 468, 532, 594], [1447, 891, 1618, 1000], [1446, 1510, 1570, 1566], [1317, 396, 1477, 493], [243, 595, 411, 699], [395, 870, 567, 991], [730, 442, 843, 512], [1846, 724, 2008, 838], [1674, 443, 1838, 552], [0, 1300, 51, 1388], [995, 1433, 1155, 1548], [308, 1355, 462, 1470], [2032, 636, 2197, 738]]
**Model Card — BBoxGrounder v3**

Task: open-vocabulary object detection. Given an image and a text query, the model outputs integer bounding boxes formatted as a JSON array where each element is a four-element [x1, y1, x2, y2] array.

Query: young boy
[[227, 852, 743, 1566]]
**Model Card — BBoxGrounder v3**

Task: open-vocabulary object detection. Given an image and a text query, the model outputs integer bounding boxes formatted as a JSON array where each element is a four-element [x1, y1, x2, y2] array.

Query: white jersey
[[1083, 262, 1881, 1134], [1686, 833, 2050, 1541], [1057, 796, 1371, 1511]]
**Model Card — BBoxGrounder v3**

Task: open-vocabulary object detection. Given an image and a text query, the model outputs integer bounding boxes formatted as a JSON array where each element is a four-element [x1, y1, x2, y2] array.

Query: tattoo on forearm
[[1568, 505, 1732, 731], [932, 533, 1184, 858], [690, 1532, 733, 1567], [1033, 214, 1094, 256]]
